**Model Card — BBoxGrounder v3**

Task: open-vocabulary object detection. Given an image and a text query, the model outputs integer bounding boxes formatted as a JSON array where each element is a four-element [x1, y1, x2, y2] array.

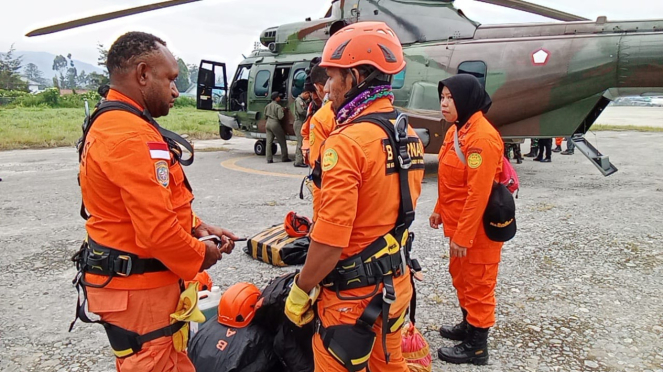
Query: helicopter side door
[[197, 60, 228, 111], [285, 62, 310, 137]]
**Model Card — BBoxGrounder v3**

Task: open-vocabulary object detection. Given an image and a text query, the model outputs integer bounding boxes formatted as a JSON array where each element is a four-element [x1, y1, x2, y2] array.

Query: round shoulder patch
[[155, 160, 170, 187], [322, 148, 339, 171], [467, 153, 483, 169]]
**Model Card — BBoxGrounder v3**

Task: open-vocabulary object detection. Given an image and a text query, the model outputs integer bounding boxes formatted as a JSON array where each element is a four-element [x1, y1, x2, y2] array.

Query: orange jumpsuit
[[79, 89, 205, 371], [300, 102, 316, 163], [555, 137, 563, 147], [307, 102, 336, 221], [310, 98, 425, 372], [434, 111, 504, 329]]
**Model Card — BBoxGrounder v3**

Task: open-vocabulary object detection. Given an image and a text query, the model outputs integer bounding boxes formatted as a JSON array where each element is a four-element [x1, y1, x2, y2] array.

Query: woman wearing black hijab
[[429, 74, 505, 365]]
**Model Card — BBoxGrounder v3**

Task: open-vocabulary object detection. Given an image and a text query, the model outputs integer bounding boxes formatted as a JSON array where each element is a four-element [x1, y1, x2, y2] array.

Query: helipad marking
[[222, 156, 438, 179], [220, 156, 305, 179]]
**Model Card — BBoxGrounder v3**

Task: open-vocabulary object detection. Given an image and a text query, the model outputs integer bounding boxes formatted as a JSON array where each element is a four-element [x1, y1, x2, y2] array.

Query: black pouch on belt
[[102, 321, 185, 358], [318, 320, 376, 372]]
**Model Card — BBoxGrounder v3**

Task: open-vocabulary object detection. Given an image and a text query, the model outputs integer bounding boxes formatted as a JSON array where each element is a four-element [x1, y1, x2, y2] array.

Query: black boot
[[524, 146, 538, 157], [438, 324, 490, 365], [552, 145, 562, 152], [439, 308, 468, 341], [514, 145, 522, 164]]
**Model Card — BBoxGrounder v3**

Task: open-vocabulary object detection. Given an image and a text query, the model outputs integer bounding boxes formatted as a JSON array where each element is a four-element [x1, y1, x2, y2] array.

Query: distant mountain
[[15, 51, 104, 80]]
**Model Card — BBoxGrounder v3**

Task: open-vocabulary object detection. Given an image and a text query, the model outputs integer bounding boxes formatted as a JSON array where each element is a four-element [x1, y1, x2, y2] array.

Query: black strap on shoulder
[[81, 100, 194, 166], [349, 111, 415, 236], [78, 100, 195, 220]]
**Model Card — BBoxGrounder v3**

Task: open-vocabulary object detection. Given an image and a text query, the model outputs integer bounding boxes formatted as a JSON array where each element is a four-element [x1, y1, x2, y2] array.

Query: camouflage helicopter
[[27, 0, 663, 176]]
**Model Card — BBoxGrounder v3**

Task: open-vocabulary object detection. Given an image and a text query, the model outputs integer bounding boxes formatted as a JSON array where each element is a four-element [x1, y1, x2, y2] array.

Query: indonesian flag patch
[[148, 142, 170, 160]]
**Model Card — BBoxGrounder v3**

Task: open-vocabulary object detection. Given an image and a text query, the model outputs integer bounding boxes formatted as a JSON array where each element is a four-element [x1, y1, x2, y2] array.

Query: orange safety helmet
[[284, 211, 311, 238], [320, 21, 405, 75], [185, 270, 213, 291], [217, 282, 262, 328]]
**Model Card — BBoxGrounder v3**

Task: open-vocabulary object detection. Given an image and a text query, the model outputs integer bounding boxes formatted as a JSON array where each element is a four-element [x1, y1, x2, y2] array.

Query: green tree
[[0, 44, 28, 91], [53, 54, 79, 89], [97, 43, 108, 72], [188, 63, 199, 85], [175, 58, 190, 92], [24, 62, 47, 86], [52, 54, 68, 88], [86, 43, 110, 92], [88, 71, 109, 90], [77, 70, 89, 89]]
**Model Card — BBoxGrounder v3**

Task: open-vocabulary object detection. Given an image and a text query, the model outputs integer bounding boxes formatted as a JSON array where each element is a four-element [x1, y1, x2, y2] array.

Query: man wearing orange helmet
[[284, 22, 425, 372]]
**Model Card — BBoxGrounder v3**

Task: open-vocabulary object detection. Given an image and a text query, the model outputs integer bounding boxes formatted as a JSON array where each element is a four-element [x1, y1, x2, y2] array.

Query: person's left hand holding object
[[195, 223, 239, 254]]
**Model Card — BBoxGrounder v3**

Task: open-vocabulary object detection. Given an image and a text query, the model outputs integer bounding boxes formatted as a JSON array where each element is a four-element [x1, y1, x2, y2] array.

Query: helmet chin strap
[[338, 68, 384, 110], [344, 68, 382, 100]]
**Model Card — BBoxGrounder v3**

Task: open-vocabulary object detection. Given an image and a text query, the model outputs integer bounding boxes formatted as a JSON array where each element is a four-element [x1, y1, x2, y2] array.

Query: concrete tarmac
[[1, 131, 662, 371]]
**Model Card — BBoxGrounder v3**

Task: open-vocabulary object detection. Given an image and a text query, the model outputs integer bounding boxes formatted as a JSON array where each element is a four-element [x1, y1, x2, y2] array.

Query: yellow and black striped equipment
[[243, 225, 309, 267]]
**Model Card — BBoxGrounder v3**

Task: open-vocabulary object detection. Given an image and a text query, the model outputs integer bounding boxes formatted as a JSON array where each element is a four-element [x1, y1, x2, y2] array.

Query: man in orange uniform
[[284, 22, 425, 372], [300, 60, 336, 221], [301, 61, 330, 166], [77, 32, 238, 371], [430, 74, 504, 365]]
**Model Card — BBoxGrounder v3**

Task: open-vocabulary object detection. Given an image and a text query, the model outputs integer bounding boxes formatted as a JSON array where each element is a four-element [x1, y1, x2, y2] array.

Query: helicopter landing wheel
[[254, 140, 266, 156], [254, 140, 278, 156], [219, 126, 233, 140]]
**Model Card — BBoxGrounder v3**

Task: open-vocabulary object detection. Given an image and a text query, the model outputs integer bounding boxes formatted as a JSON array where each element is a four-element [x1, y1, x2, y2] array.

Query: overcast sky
[[2, 0, 663, 75]]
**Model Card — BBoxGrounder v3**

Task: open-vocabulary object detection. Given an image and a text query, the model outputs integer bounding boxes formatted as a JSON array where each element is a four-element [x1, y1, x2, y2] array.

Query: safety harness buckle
[[382, 282, 396, 304], [114, 255, 133, 277], [398, 154, 411, 170]]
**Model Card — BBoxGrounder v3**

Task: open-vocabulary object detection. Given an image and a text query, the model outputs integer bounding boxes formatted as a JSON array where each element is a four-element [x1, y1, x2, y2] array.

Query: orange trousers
[[449, 256, 499, 328], [555, 137, 563, 146], [312, 281, 411, 372], [87, 283, 195, 372]]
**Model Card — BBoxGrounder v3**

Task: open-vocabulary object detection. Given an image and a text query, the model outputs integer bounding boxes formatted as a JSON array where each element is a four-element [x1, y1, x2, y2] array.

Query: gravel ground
[[0, 132, 662, 372]]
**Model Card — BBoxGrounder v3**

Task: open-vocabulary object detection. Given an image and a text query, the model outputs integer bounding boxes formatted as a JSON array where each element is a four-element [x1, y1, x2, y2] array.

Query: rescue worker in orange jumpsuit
[[284, 22, 425, 372], [77, 32, 238, 372], [430, 74, 504, 365], [553, 137, 563, 152], [301, 60, 330, 166]]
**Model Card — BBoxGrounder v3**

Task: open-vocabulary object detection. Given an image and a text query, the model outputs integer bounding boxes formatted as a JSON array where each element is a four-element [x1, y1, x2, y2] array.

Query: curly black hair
[[106, 31, 166, 78]]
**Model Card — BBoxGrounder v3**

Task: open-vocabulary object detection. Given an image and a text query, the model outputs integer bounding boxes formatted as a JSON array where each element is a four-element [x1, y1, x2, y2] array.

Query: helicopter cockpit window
[[458, 61, 487, 88], [254, 70, 271, 97], [392, 68, 406, 90], [291, 69, 307, 98]]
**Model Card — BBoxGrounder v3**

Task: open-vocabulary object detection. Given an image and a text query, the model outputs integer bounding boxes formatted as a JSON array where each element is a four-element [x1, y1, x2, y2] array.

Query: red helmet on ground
[[284, 211, 311, 238], [319, 21, 405, 75], [217, 282, 262, 328]]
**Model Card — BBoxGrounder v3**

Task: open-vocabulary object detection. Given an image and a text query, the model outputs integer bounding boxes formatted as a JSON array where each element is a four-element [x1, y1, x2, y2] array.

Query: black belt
[[73, 237, 168, 288]]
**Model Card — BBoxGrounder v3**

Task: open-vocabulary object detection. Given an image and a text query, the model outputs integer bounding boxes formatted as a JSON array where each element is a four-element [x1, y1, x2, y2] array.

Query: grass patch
[[195, 147, 230, 152], [591, 124, 663, 132], [0, 107, 220, 151]]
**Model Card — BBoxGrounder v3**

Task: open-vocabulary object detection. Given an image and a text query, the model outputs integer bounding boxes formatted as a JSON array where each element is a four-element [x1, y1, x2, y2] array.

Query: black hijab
[[438, 74, 492, 127]]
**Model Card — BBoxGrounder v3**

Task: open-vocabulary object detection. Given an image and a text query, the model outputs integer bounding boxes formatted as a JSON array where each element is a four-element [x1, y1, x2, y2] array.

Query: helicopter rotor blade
[[25, 0, 202, 37], [475, 0, 589, 22]]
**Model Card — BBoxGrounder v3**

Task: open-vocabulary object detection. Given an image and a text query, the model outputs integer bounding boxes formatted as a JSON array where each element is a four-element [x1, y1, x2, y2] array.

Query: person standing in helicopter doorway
[[264, 92, 291, 164], [293, 90, 311, 167]]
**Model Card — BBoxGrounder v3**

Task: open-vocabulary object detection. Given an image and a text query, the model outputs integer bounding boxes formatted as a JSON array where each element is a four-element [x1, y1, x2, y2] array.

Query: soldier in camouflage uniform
[[293, 91, 311, 167], [264, 92, 291, 164]]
